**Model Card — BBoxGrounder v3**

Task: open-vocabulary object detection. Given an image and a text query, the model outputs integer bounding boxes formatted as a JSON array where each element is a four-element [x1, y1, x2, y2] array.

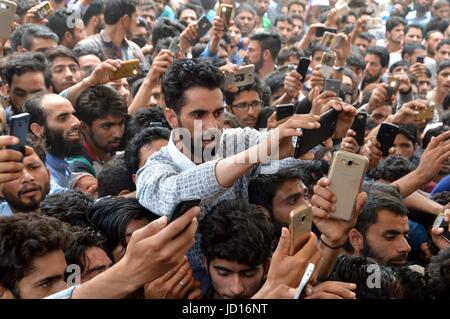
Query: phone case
[[0, 0, 16, 40], [350, 112, 367, 146], [225, 64, 255, 88], [323, 78, 342, 95], [376, 123, 399, 157], [35, 1, 53, 20], [8, 113, 30, 154], [196, 16, 212, 41], [297, 57, 311, 80], [386, 77, 400, 97], [217, 4, 233, 31], [415, 104, 434, 122], [289, 203, 312, 256], [276, 104, 294, 121], [328, 151, 369, 221], [170, 199, 201, 222], [108, 59, 140, 81], [294, 108, 339, 158]]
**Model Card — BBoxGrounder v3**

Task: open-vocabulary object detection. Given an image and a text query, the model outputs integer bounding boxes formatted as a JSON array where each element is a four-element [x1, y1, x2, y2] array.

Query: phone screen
[[170, 199, 201, 223]]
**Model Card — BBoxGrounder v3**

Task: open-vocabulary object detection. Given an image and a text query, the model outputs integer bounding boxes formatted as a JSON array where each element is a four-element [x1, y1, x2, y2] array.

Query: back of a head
[[249, 32, 282, 62], [426, 248, 450, 299], [46, 8, 76, 43], [151, 18, 185, 47], [21, 24, 59, 51], [366, 46, 390, 68], [82, 0, 105, 26], [1, 51, 51, 88], [199, 200, 275, 267], [97, 154, 136, 197], [373, 155, 416, 183], [103, 0, 137, 25]]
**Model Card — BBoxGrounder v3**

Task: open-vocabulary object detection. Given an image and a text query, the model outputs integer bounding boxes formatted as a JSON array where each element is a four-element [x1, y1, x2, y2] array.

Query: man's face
[[124, 11, 139, 34], [149, 84, 162, 108], [407, 47, 427, 65], [245, 41, 264, 71], [364, 54, 384, 84], [208, 258, 266, 299], [30, 37, 57, 52], [50, 57, 81, 93], [15, 250, 68, 299], [350, 65, 364, 87], [80, 247, 113, 283], [292, 18, 304, 40], [95, 14, 105, 33], [388, 24, 404, 45], [435, 4, 450, 19], [42, 95, 82, 157], [9, 72, 47, 114], [112, 218, 149, 262], [426, 32, 444, 56], [416, 0, 431, 11], [254, 0, 270, 16], [393, 133, 415, 160], [289, 3, 304, 16], [236, 11, 256, 35], [229, 25, 242, 48], [69, 19, 87, 48], [361, 210, 411, 267], [270, 87, 286, 104], [435, 44, 450, 63], [140, 9, 156, 29], [108, 79, 131, 106], [78, 54, 102, 78], [370, 105, 392, 125], [417, 74, 431, 98], [2, 151, 50, 213], [272, 179, 308, 226], [229, 90, 262, 128], [275, 20, 293, 44], [437, 66, 450, 94], [179, 9, 198, 25], [392, 65, 409, 76], [404, 27, 423, 45], [138, 139, 169, 169], [85, 115, 126, 154], [354, 37, 369, 51], [153, 0, 165, 16]]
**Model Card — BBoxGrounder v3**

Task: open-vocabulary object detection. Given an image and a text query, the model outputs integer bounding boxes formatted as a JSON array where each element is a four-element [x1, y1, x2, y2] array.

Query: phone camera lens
[[300, 215, 306, 223], [347, 160, 353, 166]]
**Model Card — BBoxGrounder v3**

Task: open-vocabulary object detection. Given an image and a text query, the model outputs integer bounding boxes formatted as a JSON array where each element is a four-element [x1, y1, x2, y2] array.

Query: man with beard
[[82, 0, 105, 37], [252, 0, 272, 31], [235, 4, 258, 38], [68, 85, 128, 195], [274, 15, 295, 48], [24, 92, 82, 189], [244, 32, 281, 80], [362, 46, 390, 90], [0, 142, 51, 216], [46, 47, 82, 95], [406, 0, 433, 27], [46, 9, 87, 50]]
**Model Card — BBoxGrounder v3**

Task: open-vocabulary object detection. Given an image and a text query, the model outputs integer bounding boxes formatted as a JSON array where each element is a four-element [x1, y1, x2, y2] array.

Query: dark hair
[[235, 3, 256, 18], [264, 70, 287, 96], [103, 0, 137, 25], [124, 126, 170, 174], [355, 32, 371, 42], [125, 107, 170, 138], [151, 18, 184, 47], [75, 85, 128, 126], [288, 1, 305, 11], [425, 248, 450, 299], [431, 191, 450, 205], [426, 17, 449, 35], [176, 2, 203, 20], [249, 32, 282, 62], [307, 42, 327, 59], [365, 46, 390, 68], [274, 14, 293, 27], [82, 0, 105, 26], [438, 59, 450, 74], [88, 196, 159, 254], [329, 255, 404, 299], [347, 52, 366, 71], [248, 168, 304, 216], [405, 23, 424, 37], [1, 52, 52, 88], [362, 181, 403, 200], [437, 38, 450, 53], [162, 59, 224, 114], [21, 25, 59, 50], [355, 191, 408, 236], [385, 16, 406, 33], [373, 155, 417, 182], [422, 125, 449, 149], [0, 213, 72, 298], [398, 124, 419, 145], [395, 266, 429, 299], [296, 160, 330, 191], [199, 200, 275, 267], [401, 43, 426, 59], [97, 154, 136, 197], [73, 45, 105, 61], [45, 45, 79, 66], [10, 24, 33, 52], [389, 60, 410, 73], [23, 91, 49, 127], [276, 46, 304, 66], [40, 190, 94, 228], [224, 75, 264, 106], [46, 8, 79, 43], [27, 136, 47, 164]]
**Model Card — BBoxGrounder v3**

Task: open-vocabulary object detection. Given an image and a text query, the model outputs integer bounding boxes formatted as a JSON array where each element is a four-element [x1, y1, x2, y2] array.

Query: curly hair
[[426, 248, 450, 299]]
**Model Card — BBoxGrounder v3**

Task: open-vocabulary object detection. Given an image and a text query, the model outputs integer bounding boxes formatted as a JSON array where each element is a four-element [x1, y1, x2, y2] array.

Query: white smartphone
[[224, 64, 255, 88], [0, 0, 17, 40], [294, 263, 315, 299], [328, 151, 369, 221]]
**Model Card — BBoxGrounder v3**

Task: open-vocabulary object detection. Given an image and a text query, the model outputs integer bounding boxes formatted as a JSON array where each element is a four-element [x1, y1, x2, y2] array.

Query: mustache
[[18, 184, 41, 196]]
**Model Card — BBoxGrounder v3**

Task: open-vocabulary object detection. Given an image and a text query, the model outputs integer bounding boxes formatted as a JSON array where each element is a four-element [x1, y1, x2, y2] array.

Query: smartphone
[[386, 76, 401, 98], [433, 214, 450, 243], [7, 113, 30, 155], [289, 203, 312, 256], [320, 51, 337, 78], [335, 3, 349, 19], [415, 103, 435, 122], [170, 199, 201, 223], [297, 57, 311, 81], [0, 0, 16, 40], [276, 103, 294, 121], [350, 111, 368, 146], [376, 123, 399, 157], [108, 59, 140, 81], [320, 32, 339, 48], [328, 151, 369, 221], [168, 39, 180, 55], [35, 1, 54, 20], [294, 263, 315, 299], [416, 56, 425, 64], [323, 78, 342, 95], [315, 26, 337, 37], [195, 15, 213, 42], [224, 64, 255, 88], [294, 108, 339, 158], [217, 4, 233, 31]]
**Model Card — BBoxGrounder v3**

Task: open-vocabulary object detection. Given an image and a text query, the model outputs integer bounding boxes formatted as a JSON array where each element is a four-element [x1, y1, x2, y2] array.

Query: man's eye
[[217, 270, 230, 276]]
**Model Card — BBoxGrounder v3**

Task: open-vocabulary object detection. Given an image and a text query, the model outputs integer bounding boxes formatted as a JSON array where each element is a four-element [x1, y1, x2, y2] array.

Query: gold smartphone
[[0, 0, 17, 40], [415, 102, 435, 121], [328, 151, 369, 221], [289, 203, 312, 256], [108, 59, 140, 81], [35, 1, 54, 20], [217, 4, 233, 31], [320, 51, 337, 67]]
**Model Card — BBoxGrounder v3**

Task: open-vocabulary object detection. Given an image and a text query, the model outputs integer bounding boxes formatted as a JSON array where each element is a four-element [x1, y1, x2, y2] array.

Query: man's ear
[[348, 228, 364, 255], [262, 49, 271, 62], [118, 189, 131, 196], [164, 107, 179, 129], [132, 173, 136, 184], [79, 121, 89, 135], [63, 31, 73, 45], [0, 286, 14, 299], [30, 123, 44, 140]]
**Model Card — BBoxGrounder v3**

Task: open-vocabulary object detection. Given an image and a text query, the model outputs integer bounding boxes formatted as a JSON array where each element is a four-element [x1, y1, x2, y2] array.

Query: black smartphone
[[170, 199, 201, 223], [315, 26, 337, 37], [276, 104, 294, 121], [195, 15, 212, 42], [376, 123, 399, 157], [323, 78, 342, 95], [294, 108, 339, 158], [416, 56, 425, 63], [7, 113, 30, 155], [350, 112, 368, 146], [296, 57, 311, 81]]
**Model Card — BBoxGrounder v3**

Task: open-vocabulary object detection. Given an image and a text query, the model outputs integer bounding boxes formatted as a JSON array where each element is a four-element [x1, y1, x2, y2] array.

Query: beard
[[44, 125, 83, 158], [363, 69, 382, 85], [361, 239, 408, 267], [4, 182, 50, 213], [416, 3, 430, 14]]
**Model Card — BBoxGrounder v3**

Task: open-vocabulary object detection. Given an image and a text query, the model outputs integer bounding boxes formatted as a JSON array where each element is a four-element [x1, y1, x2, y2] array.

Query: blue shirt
[[46, 153, 70, 188], [431, 175, 450, 195], [405, 11, 431, 27]]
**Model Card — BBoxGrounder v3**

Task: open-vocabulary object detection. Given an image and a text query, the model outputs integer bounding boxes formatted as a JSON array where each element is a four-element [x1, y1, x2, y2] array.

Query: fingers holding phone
[[0, 135, 25, 184], [147, 49, 174, 85]]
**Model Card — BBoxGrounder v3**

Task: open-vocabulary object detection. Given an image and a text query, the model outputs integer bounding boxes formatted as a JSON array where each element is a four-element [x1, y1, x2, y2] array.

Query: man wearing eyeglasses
[[224, 77, 265, 128]]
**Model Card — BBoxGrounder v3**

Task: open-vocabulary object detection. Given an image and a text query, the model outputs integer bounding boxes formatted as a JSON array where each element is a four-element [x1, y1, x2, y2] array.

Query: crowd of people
[[0, 0, 449, 299]]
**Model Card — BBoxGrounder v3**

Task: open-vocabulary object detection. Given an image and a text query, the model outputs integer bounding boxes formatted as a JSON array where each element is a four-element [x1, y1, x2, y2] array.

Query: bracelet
[[320, 235, 345, 250]]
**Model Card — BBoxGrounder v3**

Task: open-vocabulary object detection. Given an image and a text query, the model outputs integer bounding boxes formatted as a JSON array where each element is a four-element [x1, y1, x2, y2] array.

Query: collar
[[99, 30, 129, 48], [81, 135, 101, 162], [46, 152, 68, 172], [167, 131, 196, 172], [0, 201, 13, 217]]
